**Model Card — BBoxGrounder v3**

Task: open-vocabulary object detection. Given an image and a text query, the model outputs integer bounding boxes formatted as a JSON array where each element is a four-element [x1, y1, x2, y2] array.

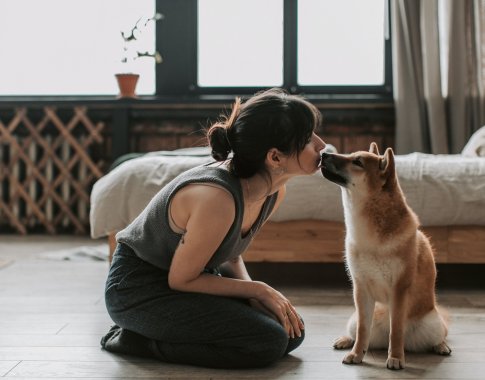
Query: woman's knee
[[249, 314, 306, 366], [286, 327, 305, 355], [241, 323, 289, 367]]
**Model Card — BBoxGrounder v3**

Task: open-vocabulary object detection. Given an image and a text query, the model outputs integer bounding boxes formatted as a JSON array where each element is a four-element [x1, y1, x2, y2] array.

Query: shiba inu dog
[[320, 143, 451, 370]]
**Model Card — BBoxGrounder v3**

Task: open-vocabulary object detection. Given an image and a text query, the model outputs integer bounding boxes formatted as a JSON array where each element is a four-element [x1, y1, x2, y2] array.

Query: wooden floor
[[0, 235, 484, 379]]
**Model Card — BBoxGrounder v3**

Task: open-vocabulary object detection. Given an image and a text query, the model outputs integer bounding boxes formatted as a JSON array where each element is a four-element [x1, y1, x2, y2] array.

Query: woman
[[101, 87, 326, 368]]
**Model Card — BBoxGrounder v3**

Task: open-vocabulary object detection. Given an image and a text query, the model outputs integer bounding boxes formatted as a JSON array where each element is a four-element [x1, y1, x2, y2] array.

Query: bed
[[90, 137, 485, 264]]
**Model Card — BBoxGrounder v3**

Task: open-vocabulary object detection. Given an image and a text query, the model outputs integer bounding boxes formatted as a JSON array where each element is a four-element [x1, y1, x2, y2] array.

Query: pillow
[[462, 126, 485, 157]]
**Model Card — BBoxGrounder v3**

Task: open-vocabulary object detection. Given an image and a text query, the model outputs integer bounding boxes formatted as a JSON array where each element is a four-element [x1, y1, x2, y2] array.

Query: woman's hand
[[252, 282, 304, 339], [248, 298, 278, 321]]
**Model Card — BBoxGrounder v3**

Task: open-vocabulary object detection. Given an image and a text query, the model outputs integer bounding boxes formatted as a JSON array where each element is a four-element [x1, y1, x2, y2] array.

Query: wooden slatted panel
[[0, 106, 105, 234]]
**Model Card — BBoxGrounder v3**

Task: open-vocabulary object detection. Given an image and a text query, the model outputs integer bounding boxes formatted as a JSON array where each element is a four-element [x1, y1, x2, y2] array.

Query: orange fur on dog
[[321, 143, 451, 370]]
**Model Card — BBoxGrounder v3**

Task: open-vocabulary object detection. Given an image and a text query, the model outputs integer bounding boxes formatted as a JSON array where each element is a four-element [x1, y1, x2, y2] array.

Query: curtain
[[392, 0, 485, 154]]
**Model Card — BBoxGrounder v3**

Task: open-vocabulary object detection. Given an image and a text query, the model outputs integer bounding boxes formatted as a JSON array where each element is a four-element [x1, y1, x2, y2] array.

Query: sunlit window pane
[[298, 0, 385, 86], [198, 0, 283, 87], [0, 0, 155, 95]]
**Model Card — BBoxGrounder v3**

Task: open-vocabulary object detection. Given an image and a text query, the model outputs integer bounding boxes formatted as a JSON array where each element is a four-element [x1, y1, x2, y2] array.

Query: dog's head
[[320, 142, 396, 192]]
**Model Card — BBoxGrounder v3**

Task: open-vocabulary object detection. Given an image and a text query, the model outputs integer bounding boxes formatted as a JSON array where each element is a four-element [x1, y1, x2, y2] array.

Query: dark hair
[[207, 88, 322, 178]]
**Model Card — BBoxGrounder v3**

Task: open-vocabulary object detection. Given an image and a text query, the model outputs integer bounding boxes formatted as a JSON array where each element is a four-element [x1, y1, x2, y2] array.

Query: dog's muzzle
[[320, 152, 348, 187]]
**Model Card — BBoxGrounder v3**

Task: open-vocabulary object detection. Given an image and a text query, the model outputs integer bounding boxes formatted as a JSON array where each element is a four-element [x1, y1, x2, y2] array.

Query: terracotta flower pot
[[115, 73, 139, 98]]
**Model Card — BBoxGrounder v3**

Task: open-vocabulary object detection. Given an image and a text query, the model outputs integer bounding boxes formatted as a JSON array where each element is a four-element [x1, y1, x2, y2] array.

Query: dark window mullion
[[284, 0, 298, 92], [384, 0, 393, 93], [156, 0, 197, 96]]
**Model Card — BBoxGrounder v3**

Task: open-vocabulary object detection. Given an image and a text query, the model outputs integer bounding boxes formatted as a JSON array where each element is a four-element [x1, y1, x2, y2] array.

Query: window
[[198, 0, 283, 87], [297, 0, 386, 87], [0, 0, 156, 96], [158, 0, 391, 97], [0, 0, 391, 98]]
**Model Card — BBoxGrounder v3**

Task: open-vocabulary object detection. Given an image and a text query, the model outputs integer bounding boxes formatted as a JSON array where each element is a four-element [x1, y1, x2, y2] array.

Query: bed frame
[[108, 219, 485, 264]]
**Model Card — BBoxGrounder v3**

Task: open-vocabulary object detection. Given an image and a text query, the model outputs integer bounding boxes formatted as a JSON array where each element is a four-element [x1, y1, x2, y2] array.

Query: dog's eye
[[352, 158, 363, 168]]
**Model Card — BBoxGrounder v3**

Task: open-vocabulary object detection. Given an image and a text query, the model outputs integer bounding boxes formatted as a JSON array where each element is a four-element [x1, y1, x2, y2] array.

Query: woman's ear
[[266, 148, 287, 172]]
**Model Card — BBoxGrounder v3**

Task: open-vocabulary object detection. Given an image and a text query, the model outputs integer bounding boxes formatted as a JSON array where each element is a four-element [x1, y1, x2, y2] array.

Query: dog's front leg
[[386, 290, 407, 370], [343, 283, 375, 365]]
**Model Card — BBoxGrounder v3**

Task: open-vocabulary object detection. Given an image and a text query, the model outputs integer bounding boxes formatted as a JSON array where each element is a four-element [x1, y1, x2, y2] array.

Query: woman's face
[[288, 132, 326, 175]]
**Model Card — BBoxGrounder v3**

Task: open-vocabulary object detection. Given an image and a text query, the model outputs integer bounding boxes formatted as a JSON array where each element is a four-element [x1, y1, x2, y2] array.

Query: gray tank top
[[116, 163, 278, 271]]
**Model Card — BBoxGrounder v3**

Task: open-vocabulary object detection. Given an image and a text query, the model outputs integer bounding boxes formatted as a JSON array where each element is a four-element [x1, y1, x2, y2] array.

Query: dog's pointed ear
[[380, 148, 396, 187], [379, 148, 394, 171], [369, 142, 380, 155]]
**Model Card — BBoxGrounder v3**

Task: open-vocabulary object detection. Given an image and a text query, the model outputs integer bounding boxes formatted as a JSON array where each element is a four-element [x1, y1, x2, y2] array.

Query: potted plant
[[116, 12, 163, 98]]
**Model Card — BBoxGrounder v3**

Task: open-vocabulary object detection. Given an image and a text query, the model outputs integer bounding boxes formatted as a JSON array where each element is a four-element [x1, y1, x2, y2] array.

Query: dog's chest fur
[[343, 195, 411, 303], [346, 243, 404, 303]]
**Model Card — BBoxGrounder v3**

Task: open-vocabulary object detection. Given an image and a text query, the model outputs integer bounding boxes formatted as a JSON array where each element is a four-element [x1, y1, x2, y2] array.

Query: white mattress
[[90, 148, 485, 239]]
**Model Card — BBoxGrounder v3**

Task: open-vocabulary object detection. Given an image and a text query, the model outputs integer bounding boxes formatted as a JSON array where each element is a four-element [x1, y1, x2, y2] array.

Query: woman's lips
[[317, 157, 323, 168]]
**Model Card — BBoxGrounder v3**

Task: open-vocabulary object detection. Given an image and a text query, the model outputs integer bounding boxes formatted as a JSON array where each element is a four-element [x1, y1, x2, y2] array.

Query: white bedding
[[90, 148, 485, 239]]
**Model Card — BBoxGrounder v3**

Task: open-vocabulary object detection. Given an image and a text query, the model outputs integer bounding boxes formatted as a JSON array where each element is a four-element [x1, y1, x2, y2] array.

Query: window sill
[[0, 93, 394, 110]]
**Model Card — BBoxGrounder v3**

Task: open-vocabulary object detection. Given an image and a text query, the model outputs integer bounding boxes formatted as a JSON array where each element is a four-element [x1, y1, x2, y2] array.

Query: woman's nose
[[316, 136, 326, 151]]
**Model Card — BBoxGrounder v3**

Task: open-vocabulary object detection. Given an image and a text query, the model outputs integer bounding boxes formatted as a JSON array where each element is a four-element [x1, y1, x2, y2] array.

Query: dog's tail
[[367, 304, 450, 351], [436, 305, 450, 336]]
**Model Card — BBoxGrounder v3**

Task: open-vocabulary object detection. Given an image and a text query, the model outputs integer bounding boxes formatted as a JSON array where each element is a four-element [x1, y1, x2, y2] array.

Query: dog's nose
[[321, 152, 329, 160]]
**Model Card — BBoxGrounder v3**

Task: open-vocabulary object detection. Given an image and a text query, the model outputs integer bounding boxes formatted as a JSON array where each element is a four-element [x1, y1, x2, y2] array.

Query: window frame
[[156, 0, 392, 98]]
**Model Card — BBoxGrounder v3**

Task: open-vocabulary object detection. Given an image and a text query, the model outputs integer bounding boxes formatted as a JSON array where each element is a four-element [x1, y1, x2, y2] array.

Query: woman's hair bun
[[207, 98, 241, 161], [207, 124, 231, 161]]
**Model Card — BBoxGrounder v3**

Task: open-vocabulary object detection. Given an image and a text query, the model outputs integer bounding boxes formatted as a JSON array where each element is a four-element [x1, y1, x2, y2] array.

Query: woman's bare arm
[[219, 255, 251, 280]]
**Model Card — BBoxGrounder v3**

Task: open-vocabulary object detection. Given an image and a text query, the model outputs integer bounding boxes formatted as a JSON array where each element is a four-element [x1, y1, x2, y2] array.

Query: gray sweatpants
[[102, 243, 305, 369]]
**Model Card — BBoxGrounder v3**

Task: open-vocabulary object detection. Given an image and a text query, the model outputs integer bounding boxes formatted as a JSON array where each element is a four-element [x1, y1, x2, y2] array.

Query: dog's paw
[[342, 350, 365, 364], [333, 336, 354, 350], [433, 341, 452, 355], [386, 356, 405, 370]]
